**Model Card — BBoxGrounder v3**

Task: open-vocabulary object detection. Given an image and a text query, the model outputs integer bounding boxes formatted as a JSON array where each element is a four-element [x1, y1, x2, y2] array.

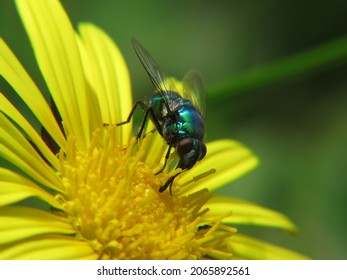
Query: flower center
[[57, 126, 233, 259]]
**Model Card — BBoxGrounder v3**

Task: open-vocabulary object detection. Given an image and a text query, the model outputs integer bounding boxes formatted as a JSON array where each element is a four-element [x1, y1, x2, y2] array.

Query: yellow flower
[[0, 0, 306, 259]]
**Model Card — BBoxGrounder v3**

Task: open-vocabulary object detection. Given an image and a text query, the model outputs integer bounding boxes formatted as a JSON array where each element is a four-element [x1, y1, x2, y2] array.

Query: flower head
[[0, 0, 306, 259]]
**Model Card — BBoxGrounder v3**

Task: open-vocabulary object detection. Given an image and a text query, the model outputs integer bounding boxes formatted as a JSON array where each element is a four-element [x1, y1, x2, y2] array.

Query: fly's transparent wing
[[132, 39, 178, 102], [182, 70, 206, 118]]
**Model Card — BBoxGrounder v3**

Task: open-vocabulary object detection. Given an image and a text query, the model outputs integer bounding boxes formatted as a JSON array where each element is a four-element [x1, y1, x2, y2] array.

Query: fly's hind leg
[[106, 100, 163, 140], [115, 100, 148, 127], [103, 101, 147, 128]]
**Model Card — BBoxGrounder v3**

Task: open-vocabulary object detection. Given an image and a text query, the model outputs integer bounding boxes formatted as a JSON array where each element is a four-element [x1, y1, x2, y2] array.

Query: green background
[[1, 0, 347, 259]]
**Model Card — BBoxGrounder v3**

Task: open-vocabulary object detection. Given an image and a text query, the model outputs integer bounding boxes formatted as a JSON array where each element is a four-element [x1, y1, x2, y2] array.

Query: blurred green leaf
[[208, 36, 347, 98]]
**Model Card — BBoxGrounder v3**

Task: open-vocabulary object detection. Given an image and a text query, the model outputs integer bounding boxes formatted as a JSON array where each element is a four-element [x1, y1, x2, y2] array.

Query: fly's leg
[[137, 106, 162, 139], [155, 143, 173, 175], [115, 100, 148, 126], [104, 100, 147, 131], [105, 100, 162, 140], [159, 171, 184, 195]]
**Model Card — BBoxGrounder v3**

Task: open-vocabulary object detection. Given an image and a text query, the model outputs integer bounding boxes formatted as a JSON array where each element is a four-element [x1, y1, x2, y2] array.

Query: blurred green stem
[[208, 36, 347, 98]]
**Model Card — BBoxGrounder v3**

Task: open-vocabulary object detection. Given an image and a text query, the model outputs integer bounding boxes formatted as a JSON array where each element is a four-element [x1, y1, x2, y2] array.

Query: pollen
[[57, 126, 234, 259]]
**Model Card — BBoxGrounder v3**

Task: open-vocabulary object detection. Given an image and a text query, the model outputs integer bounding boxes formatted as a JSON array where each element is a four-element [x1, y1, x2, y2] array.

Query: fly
[[118, 39, 207, 194]]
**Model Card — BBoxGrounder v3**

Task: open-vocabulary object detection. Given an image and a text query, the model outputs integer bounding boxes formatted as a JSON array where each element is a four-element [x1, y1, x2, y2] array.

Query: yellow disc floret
[[58, 126, 234, 259]]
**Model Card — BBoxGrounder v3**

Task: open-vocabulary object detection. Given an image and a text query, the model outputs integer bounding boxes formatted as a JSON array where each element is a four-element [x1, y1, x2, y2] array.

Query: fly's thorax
[[149, 91, 182, 122], [149, 90, 205, 146], [177, 105, 205, 139], [162, 103, 205, 145]]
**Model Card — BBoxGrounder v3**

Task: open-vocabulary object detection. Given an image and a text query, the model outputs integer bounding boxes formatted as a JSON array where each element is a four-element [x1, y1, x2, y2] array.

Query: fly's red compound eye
[[176, 138, 194, 156]]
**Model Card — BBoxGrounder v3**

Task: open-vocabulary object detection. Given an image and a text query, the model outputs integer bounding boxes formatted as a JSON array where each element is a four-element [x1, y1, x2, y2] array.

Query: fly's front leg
[[159, 171, 184, 195]]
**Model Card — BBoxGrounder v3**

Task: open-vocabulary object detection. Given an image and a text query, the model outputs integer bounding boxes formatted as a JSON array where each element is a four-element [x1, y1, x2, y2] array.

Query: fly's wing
[[181, 70, 206, 119], [132, 39, 178, 109]]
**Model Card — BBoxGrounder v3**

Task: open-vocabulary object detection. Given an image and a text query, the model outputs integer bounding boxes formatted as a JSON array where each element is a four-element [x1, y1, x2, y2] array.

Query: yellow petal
[[227, 234, 308, 260], [0, 236, 97, 260], [179, 140, 259, 193], [206, 196, 298, 232], [0, 93, 59, 169], [0, 113, 63, 192], [78, 23, 133, 145], [16, 0, 91, 149], [0, 206, 75, 246], [0, 168, 62, 209], [0, 38, 66, 150]]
